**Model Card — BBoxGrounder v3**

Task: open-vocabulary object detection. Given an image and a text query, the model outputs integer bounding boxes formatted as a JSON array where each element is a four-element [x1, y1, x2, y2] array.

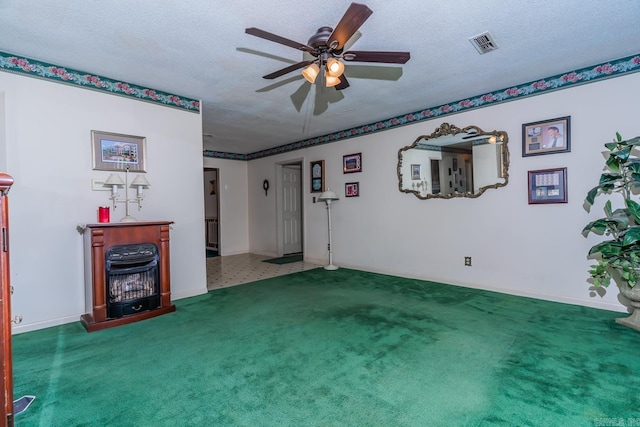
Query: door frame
[[276, 158, 304, 257], [203, 167, 220, 254]]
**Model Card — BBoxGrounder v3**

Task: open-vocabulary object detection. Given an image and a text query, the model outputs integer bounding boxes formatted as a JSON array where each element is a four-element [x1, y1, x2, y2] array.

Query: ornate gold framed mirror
[[397, 123, 509, 199]]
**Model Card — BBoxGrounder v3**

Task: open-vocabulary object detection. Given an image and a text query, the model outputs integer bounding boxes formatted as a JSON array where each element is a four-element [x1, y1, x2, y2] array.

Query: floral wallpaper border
[[1, 50, 637, 161], [0, 50, 200, 113], [203, 53, 640, 161]]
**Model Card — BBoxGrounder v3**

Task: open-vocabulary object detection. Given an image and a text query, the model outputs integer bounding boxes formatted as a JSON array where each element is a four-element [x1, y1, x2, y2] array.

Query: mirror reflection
[[397, 123, 509, 199]]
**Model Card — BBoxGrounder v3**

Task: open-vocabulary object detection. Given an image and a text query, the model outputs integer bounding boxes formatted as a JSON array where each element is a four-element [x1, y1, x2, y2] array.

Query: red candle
[[98, 206, 110, 223]]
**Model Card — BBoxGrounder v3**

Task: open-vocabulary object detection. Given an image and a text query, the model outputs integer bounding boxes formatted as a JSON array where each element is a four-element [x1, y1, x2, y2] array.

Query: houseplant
[[583, 132, 640, 331]]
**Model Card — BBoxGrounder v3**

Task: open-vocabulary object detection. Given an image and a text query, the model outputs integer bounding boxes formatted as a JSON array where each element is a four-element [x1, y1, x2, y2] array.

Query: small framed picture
[[310, 160, 325, 193], [92, 130, 147, 172], [528, 167, 568, 204], [343, 153, 362, 173], [522, 116, 571, 157], [411, 164, 421, 180], [345, 182, 359, 197]]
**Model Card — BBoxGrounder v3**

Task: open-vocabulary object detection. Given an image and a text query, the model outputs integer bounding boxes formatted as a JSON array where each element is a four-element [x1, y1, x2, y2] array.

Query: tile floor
[[206, 253, 322, 290]]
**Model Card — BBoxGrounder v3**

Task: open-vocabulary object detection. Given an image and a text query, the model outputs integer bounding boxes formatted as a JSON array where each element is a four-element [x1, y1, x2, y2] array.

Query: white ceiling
[[1, 1, 639, 155]]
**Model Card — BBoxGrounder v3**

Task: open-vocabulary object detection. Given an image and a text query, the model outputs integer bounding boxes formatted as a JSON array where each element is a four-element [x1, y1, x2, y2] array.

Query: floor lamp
[[318, 189, 339, 270]]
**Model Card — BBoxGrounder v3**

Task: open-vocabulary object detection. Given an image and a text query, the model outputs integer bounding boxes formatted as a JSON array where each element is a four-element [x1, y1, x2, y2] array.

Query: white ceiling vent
[[469, 32, 499, 55]]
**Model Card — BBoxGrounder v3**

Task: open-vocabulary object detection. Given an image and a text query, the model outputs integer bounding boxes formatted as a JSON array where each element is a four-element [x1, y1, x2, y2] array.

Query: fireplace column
[[80, 221, 176, 332]]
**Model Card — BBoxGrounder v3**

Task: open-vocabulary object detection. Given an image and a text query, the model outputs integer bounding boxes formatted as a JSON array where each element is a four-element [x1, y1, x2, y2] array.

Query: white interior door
[[282, 164, 302, 255]]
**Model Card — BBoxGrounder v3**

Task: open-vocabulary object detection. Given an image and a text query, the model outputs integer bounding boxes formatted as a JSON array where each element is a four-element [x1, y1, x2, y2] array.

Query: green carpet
[[11, 269, 640, 426], [262, 254, 303, 264]]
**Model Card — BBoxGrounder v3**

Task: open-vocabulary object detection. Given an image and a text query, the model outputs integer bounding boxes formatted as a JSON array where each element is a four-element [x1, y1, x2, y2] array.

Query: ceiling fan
[[245, 2, 410, 91]]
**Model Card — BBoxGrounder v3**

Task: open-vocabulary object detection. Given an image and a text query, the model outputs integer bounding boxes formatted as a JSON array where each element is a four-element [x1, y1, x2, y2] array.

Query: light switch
[[92, 179, 110, 191]]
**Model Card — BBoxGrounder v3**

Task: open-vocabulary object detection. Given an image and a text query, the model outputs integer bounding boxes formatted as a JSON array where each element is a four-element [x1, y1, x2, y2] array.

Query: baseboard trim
[[12, 314, 82, 335], [332, 262, 628, 314]]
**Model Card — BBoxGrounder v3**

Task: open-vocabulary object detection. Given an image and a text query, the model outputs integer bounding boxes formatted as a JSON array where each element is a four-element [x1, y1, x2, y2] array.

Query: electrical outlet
[[464, 256, 472, 266]]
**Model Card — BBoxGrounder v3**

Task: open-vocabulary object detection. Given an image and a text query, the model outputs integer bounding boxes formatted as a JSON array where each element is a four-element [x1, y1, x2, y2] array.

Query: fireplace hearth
[[106, 243, 159, 318], [80, 221, 175, 332]]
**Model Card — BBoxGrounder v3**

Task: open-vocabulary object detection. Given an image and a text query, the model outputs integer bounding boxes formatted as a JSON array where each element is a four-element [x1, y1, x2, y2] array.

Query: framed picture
[[310, 160, 325, 193], [345, 182, 359, 197], [522, 116, 571, 157], [528, 167, 568, 204], [92, 130, 147, 172], [452, 158, 458, 171], [343, 153, 362, 173], [411, 164, 421, 180]]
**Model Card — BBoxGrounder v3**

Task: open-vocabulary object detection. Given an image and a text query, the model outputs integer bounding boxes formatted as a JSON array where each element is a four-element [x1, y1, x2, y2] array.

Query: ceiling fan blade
[[263, 60, 314, 79], [342, 50, 410, 64], [246, 27, 317, 53], [334, 75, 350, 90], [327, 3, 373, 51]]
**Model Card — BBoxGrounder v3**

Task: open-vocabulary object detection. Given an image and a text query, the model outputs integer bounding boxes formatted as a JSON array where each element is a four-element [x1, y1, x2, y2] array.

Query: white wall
[[1, 72, 208, 333], [203, 157, 249, 255], [0, 92, 5, 171], [247, 72, 640, 313]]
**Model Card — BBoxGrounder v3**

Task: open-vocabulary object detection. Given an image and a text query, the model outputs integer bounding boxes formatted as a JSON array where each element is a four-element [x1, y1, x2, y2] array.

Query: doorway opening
[[203, 168, 220, 257]]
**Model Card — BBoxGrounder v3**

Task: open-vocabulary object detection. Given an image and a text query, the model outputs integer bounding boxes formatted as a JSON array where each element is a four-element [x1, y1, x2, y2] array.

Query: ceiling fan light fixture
[[302, 63, 320, 83], [326, 58, 345, 77], [325, 75, 341, 87]]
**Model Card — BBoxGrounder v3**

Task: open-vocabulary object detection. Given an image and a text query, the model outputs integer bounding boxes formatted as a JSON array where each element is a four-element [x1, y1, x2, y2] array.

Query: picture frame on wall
[[343, 153, 362, 173], [92, 130, 147, 172], [310, 160, 325, 193], [522, 116, 571, 157], [528, 167, 568, 204], [411, 164, 421, 180], [345, 182, 359, 197]]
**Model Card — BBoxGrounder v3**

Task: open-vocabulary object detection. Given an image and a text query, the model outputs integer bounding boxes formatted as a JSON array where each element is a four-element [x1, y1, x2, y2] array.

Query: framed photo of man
[[522, 116, 571, 157]]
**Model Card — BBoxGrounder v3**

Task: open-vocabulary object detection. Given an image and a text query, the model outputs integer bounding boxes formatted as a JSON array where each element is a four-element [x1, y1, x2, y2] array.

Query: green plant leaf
[[583, 218, 609, 234], [589, 240, 623, 257], [627, 135, 640, 145], [612, 145, 632, 162], [604, 200, 613, 217], [622, 227, 640, 246], [610, 207, 631, 226], [606, 155, 622, 173], [628, 161, 640, 174], [586, 187, 599, 205], [627, 199, 640, 223], [600, 172, 622, 183]]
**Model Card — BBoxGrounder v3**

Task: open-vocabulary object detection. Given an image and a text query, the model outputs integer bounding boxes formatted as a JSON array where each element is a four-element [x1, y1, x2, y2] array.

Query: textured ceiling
[[0, 1, 639, 155]]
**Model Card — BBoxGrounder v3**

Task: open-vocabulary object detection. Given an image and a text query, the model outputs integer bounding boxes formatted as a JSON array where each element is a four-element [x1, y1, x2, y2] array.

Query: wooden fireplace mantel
[[81, 221, 176, 332]]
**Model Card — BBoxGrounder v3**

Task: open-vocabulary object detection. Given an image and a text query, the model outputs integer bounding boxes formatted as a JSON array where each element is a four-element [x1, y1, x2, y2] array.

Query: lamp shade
[[302, 63, 320, 83], [318, 190, 339, 201], [131, 175, 150, 187], [325, 75, 341, 87], [104, 174, 125, 186], [326, 58, 345, 77]]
